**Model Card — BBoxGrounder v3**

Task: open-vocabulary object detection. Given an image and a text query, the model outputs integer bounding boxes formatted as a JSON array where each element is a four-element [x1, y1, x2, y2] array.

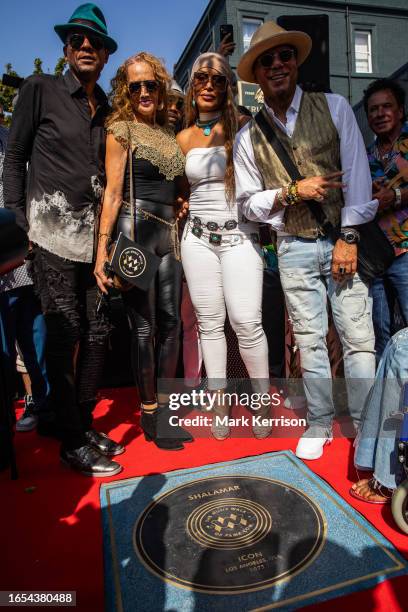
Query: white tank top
[[185, 146, 237, 222]]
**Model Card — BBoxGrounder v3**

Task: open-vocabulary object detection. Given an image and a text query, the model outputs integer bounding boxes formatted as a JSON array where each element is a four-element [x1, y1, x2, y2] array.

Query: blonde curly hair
[[107, 52, 171, 128]]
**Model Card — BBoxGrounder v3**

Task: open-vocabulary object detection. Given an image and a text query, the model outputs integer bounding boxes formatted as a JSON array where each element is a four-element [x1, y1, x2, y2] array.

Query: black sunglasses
[[128, 80, 160, 95], [257, 49, 296, 68], [193, 71, 227, 92], [67, 32, 105, 51]]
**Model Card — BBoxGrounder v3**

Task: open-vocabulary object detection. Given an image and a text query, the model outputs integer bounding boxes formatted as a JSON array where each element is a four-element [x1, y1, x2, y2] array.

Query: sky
[[0, 0, 210, 90]]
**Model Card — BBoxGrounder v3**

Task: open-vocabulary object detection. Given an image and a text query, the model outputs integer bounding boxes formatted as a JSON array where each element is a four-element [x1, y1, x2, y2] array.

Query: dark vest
[[249, 92, 343, 238]]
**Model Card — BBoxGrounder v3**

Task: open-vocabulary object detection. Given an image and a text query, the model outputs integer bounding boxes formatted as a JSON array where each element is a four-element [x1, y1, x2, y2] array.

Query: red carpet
[[2, 388, 407, 612]]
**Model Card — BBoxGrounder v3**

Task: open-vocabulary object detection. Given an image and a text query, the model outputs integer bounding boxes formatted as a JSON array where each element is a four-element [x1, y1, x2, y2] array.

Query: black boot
[[141, 407, 190, 450]]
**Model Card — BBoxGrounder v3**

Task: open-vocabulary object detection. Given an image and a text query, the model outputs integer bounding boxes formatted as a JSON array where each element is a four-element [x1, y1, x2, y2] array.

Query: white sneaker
[[295, 428, 333, 460]]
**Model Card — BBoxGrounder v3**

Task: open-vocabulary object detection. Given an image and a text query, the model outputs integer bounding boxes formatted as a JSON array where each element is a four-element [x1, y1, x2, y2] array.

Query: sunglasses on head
[[67, 32, 105, 51], [257, 48, 296, 68], [128, 80, 160, 95], [193, 71, 227, 92]]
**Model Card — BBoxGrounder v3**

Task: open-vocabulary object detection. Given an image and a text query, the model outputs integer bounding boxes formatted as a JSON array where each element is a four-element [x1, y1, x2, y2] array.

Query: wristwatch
[[393, 187, 402, 208], [340, 227, 360, 244]]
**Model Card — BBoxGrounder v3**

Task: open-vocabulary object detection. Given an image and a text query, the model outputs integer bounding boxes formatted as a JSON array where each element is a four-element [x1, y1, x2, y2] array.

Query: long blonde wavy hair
[[184, 54, 238, 204], [107, 52, 171, 128]]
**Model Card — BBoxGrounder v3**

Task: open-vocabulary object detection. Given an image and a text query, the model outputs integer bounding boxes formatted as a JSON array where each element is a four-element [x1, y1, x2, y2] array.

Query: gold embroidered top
[[107, 120, 185, 181]]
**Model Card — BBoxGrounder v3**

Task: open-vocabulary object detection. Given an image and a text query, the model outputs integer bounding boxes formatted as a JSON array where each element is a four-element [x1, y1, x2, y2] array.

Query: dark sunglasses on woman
[[128, 80, 160, 95], [193, 72, 227, 92], [67, 32, 105, 51], [257, 48, 296, 68]]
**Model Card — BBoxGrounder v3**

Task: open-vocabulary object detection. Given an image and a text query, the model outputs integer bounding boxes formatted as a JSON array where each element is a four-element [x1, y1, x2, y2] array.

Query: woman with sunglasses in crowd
[[94, 52, 191, 451], [177, 53, 270, 440]]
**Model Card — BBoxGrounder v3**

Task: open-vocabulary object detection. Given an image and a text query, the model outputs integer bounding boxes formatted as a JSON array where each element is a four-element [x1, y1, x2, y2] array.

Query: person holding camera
[[3, 4, 124, 477], [94, 52, 192, 451], [177, 53, 270, 441]]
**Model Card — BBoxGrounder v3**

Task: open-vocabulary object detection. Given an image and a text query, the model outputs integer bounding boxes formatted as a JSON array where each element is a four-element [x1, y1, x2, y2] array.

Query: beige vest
[[250, 92, 343, 238]]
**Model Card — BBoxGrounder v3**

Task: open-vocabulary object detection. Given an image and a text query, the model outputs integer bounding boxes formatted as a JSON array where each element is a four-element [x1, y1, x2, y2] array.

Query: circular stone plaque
[[134, 475, 326, 593]]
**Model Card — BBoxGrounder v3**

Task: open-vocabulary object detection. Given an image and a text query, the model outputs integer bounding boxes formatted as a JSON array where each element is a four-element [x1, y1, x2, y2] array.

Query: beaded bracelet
[[285, 180, 301, 206]]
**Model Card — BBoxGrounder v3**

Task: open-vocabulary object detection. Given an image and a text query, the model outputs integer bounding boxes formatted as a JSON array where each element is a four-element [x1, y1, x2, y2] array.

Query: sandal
[[349, 477, 393, 505]]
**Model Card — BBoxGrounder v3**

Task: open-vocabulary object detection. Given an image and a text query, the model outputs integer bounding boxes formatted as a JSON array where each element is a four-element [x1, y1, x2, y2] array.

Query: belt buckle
[[209, 232, 222, 245]]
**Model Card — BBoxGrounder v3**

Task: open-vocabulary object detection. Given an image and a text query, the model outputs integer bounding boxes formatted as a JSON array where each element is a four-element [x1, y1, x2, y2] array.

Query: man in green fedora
[[4, 4, 124, 477]]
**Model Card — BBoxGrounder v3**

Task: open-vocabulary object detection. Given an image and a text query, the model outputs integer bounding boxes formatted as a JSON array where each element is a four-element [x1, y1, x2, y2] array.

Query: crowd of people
[[1, 4, 407, 508]]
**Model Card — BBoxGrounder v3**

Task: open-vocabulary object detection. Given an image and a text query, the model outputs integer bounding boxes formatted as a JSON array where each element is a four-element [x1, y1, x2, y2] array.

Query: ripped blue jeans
[[277, 235, 376, 429]]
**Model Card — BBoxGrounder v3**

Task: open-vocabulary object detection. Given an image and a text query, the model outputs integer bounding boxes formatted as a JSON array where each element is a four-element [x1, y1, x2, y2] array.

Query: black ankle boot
[[141, 408, 187, 450]]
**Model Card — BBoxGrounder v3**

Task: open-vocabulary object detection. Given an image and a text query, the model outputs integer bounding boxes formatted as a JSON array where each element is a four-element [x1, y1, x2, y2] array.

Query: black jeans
[[32, 247, 111, 449], [118, 204, 182, 403], [262, 268, 286, 378]]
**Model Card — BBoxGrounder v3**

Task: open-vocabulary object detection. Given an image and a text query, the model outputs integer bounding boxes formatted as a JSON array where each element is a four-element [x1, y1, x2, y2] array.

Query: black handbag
[[255, 110, 395, 282], [107, 148, 160, 291]]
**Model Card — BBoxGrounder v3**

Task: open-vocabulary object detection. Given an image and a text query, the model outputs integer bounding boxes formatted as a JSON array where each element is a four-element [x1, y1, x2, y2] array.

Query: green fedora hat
[[54, 3, 118, 53]]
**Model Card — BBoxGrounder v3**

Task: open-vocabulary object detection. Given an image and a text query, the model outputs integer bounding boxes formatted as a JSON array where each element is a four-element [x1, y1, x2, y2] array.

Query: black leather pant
[[118, 201, 182, 403]]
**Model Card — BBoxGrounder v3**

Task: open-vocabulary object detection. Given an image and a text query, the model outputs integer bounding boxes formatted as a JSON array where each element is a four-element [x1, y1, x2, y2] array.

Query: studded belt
[[186, 217, 259, 246]]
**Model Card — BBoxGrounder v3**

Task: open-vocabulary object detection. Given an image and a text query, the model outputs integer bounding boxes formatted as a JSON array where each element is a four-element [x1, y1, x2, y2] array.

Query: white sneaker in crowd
[[295, 426, 333, 460]]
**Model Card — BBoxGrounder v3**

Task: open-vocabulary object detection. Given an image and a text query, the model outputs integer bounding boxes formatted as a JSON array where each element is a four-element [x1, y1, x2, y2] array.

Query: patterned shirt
[[3, 70, 109, 263], [367, 121, 408, 256]]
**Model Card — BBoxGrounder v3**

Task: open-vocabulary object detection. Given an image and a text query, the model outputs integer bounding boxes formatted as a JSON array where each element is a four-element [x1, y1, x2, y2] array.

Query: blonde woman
[[177, 53, 270, 440], [94, 52, 191, 450]]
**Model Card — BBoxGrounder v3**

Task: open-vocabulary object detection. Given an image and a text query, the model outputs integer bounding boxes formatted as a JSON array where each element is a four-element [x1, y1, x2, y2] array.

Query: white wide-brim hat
[[237, 20, 312, 84]]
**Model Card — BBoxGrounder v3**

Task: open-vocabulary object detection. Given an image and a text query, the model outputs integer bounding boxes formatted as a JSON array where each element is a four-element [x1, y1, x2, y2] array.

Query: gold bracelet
[[286, 180, 300, 206], [98, 233, 111, 239]]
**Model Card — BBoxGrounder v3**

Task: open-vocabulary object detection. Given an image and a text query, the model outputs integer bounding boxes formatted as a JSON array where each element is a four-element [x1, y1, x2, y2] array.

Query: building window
[[242, 18, 263, 53], [354, 30, 372, 73]]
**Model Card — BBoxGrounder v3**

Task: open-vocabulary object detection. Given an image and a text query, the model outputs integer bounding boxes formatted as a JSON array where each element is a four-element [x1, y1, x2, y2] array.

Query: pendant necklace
[[196, 111, 221, 136]]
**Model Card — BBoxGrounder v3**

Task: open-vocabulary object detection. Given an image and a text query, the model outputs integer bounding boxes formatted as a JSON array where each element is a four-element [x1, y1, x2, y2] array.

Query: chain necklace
[[195, 112, 221, 136], [377, 134, 399, 161]]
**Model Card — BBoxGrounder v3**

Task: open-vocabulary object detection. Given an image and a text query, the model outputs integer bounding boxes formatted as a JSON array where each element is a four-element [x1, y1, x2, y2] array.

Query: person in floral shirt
[[365, 78, 408, 357]]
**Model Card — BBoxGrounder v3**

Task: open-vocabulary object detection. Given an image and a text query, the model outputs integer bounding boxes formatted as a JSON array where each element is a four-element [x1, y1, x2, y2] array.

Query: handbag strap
[[254, 108, 338, 240], [128, 147, 136, 242]]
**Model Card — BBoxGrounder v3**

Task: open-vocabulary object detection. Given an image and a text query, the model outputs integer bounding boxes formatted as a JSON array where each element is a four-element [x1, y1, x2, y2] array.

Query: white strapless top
[[185, 146, 237, 221]]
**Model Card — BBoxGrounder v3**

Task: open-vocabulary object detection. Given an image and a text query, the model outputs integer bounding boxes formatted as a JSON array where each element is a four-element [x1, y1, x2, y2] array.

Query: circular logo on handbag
[[119, 247, 146, 278]]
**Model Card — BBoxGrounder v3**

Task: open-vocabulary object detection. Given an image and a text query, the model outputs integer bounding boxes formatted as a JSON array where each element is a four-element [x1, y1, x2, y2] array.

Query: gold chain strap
[[138, 208, 180, 261]]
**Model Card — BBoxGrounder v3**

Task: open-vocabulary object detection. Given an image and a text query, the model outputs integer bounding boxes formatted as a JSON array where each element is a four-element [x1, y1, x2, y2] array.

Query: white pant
[[181, 229, 269, 390]]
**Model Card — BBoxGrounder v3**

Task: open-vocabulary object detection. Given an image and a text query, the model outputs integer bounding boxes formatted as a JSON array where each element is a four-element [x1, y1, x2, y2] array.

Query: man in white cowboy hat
[[234, 21, 378, 459], [4, 3, 124, 476]]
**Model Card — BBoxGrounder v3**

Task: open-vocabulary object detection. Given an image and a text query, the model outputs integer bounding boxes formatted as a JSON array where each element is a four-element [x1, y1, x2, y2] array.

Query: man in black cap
[[4, 3, 124, 476]]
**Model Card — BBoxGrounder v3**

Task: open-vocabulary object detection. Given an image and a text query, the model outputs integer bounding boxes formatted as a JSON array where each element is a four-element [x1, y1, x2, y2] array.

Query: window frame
[[354, 29, 373, 74], [241, 16, 264, 54]]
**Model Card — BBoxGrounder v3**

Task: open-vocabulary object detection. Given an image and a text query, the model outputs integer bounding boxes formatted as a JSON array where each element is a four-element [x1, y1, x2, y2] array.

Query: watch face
[[342, 231, 356, 244]]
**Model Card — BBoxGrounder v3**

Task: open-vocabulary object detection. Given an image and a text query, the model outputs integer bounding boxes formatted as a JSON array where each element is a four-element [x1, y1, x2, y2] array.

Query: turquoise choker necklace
[[196, 112, 221, 136]]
